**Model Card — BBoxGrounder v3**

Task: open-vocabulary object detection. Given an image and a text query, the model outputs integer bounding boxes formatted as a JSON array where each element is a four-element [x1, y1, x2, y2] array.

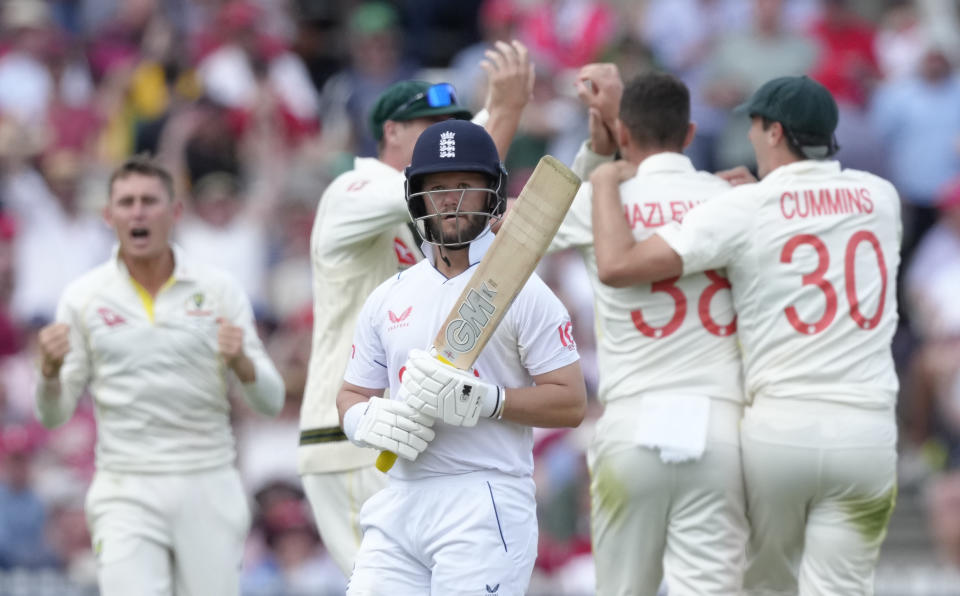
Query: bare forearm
[[483, 109, 522, 161], [592, 176, 638, 285], [337, 384, 376, 427], [501, 362, 587, 428]]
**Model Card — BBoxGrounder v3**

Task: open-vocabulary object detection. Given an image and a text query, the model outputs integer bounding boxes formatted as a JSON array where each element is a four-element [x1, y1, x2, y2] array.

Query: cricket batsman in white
[[298, 41, 534, 575], [337, 120, 586, 595]]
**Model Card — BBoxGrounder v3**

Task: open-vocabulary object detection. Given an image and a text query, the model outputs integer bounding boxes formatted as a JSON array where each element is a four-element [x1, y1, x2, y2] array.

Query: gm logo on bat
[[445, 282, 498, 354]]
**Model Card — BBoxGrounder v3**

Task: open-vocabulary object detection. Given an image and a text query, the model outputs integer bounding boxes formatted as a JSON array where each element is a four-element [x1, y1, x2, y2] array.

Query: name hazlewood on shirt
[[780, 187, 874, 220]]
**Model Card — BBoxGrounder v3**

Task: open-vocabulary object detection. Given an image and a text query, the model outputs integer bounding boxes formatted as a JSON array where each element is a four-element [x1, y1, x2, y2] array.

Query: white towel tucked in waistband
[[634, 394, 711, 463]]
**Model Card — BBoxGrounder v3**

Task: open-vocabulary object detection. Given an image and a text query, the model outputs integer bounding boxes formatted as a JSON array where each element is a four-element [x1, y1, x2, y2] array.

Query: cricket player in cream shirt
[[592, 76, 901, 596], [554, 67, 747, 595], [35, 156, 285, 595], [298, 40, 536, 576]]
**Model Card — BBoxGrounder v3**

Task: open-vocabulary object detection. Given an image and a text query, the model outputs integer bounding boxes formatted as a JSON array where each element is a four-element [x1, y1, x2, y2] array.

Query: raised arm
[[480, 40, 535, 159], [590, 160, 683, 287], [571, 63, 623, 178]]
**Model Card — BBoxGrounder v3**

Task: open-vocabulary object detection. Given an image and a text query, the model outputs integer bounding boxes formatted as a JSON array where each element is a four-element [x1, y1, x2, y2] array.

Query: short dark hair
[[108, 154, 175, 200], [760, 117, 808, 160], [619, 72, 690, 151]]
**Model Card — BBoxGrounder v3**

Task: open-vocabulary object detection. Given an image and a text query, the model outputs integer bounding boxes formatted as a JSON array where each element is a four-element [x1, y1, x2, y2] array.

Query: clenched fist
[[216, 317, 245, 365], [575, 63, 624, 156], [217, 318, 256, 383], [38, 323, 71, 379]]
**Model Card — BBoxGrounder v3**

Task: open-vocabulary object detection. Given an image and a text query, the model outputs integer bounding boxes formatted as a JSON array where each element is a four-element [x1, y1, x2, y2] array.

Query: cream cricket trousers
[[85, 466, 251, 596], [588, 397, 748, 596], [302, 465, 387, 575], [740, 398, 898, 596]]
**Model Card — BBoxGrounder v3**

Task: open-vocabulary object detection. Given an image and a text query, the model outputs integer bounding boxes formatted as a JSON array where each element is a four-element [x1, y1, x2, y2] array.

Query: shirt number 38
[[630, 270, 737, 339]]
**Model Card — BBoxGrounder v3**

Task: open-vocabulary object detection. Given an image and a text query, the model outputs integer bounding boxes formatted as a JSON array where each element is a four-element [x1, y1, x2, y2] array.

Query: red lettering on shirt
[[347, 180, 370, 192], [779, 187, 874, 220]]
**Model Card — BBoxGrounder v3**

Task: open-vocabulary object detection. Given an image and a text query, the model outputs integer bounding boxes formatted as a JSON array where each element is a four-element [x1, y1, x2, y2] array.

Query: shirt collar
[[111, 243, 194, 282], [763, 160, 842, 182], [422, 226, 496, 268], [636, 152, 696, 176]]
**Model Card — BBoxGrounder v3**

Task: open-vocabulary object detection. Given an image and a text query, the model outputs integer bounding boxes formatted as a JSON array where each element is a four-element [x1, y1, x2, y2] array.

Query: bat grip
[[376, 450, 397, 472], [374, 351, 452, 474]]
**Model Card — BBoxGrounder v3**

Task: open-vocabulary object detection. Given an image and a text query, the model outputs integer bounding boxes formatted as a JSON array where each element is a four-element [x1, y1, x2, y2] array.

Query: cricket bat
[[376, 155, 582, 472]]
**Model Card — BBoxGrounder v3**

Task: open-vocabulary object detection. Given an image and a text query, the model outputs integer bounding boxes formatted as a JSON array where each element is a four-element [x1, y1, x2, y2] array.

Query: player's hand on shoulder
[[715, 165, 757, 187], [589, 160, 638, 187], [216, 317, 245, 364], [482, 40, 535, 115], [401, 349, 503, 427], [346, 396, 436, 462], [37, 323, 71, 378]]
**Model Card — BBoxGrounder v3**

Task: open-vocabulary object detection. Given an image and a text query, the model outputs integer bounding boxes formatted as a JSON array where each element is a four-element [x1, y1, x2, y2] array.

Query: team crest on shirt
[[96, 307, 127, 327], [558, 320, 576, 350], [185, 292, 213, 316], [387, 306, 412, 331]]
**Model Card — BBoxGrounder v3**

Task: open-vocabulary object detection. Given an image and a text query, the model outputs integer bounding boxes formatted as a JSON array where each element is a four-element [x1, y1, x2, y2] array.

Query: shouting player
[[592, 75, 901, 595], [35, 156, 285, 595], [336, 120, 586, 594]]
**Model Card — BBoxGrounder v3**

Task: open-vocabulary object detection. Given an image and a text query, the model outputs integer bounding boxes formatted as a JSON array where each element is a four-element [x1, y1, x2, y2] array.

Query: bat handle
[[376, 450, 397, 472], [375, 351, 450, 473]]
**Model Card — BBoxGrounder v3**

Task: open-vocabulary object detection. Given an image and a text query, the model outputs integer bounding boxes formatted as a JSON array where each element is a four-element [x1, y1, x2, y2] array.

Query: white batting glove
[[343, 396, 436, 461], [401, 349, 504, 427]]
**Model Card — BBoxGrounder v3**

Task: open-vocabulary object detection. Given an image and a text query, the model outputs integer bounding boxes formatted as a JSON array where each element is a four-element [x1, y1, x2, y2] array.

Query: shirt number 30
[[630, 270, 737, 339], [780, 230, 888, 335]]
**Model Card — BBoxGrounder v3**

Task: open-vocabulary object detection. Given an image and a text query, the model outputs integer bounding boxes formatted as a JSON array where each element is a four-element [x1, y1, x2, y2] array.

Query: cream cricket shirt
[[552, 152, 744, 405], [657, 160, 902, 408], [36, 246, 284, 474], [298, 157, 421, 474], [344, 231, 580, 480]]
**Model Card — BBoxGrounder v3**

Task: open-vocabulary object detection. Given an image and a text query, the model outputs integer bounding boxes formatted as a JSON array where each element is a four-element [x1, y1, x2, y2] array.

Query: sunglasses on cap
[[388, 83, 458, 121]]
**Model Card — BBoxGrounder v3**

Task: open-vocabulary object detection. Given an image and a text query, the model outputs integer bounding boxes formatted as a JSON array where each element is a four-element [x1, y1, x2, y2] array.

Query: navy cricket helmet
[[404, 120, 508, 247]]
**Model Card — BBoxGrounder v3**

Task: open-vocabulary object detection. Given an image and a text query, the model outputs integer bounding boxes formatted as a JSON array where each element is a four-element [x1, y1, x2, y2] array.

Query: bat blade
[[376, 155, 581, 472]]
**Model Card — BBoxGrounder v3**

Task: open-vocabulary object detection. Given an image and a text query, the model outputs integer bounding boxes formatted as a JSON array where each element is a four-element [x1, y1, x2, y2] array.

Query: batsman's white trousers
[[347, 471, 538, 596], [587, 397, 748, 596], [741, 397, 898, 596], [302, 465, 387, 575], [85, 466, 250, 596]]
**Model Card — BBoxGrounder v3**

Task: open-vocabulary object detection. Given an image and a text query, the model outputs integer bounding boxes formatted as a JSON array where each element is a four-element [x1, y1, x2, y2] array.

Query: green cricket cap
[[736, 76, 839, 142], [368, 80, 472, 141]]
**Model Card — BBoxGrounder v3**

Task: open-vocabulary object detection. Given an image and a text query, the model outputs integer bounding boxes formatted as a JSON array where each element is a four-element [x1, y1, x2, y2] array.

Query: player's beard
[[429, 213, 488, 249]]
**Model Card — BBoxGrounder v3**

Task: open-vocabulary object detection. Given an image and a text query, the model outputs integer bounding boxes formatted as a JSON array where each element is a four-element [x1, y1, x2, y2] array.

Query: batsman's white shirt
[[552, 152, 743, 405], [35, 246, 284, 473], [657, 160, 901, 408], [298, 157, 421, 474], [344, 231, 580, 480]]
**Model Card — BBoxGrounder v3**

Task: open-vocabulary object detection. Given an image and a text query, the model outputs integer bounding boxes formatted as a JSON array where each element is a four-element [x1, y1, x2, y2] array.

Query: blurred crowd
[[0, 0, 959, 594]]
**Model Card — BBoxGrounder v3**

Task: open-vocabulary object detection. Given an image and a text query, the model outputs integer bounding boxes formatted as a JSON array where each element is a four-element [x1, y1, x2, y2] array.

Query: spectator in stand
[[195, 1, 320, 146], [0, 215, 20, 358], [318, 2, 419, 157], [0, 0, 55, 127], [807, 0, 884, 173], [5, 149, 113, 326], [0, 425, 56, 569], [903, 182, 960, 568], [703, 0, 819, 169], [176, 172, 270, 315], [871, 41, 960, 267], [521, 0, 616, 72], [874, 0, 928, 82]]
